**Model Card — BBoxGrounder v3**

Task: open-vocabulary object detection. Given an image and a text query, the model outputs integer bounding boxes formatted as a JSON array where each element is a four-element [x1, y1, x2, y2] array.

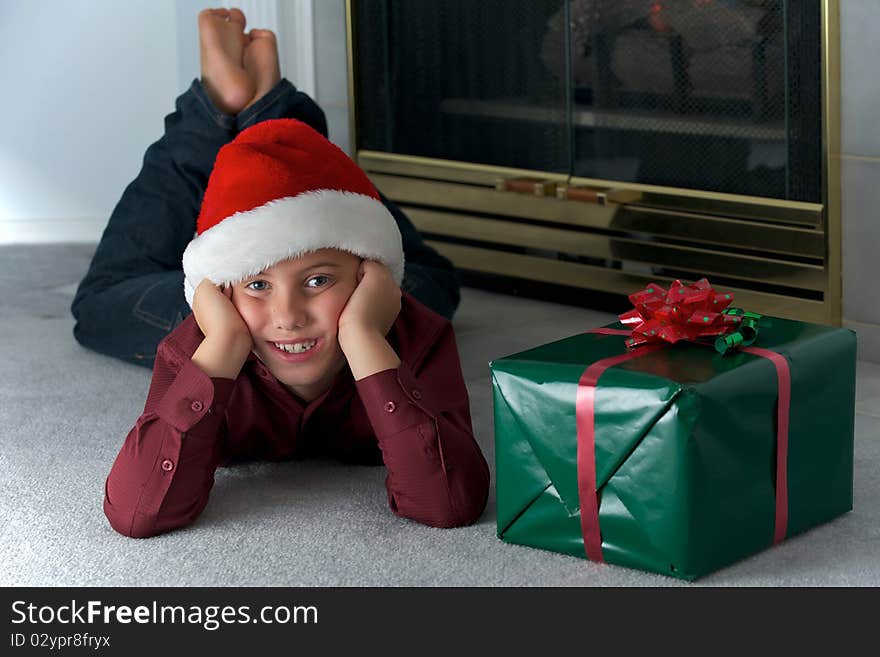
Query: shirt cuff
[[355, 364, 435, 438], [156, 358, 236, 433]]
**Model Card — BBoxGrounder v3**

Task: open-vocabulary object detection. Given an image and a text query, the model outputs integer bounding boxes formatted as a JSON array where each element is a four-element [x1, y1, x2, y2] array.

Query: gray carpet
[[1, 243, 878, 586]]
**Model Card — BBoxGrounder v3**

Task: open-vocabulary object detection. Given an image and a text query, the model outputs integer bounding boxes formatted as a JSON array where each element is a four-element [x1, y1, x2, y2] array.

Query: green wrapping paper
[[491, 316, 857, 580]]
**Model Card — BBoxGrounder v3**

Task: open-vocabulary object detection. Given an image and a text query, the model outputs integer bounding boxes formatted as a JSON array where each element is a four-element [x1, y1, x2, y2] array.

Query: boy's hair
[[182, 119, 404, 307]]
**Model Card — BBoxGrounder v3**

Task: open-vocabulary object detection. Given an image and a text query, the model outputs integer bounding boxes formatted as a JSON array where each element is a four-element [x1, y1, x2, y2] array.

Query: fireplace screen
[[353, 0, 821, 202]]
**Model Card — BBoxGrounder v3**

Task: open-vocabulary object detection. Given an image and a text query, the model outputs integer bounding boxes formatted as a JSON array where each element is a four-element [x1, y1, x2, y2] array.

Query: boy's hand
[[338, 261, 402, 342], [337, 261, 402, 380], [192, 279, 251, 344], [190, 279, 254, 379]]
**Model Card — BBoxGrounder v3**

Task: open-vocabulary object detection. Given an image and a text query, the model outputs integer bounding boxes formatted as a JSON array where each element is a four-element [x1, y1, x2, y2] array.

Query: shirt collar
[[245, 354, 355, 415]]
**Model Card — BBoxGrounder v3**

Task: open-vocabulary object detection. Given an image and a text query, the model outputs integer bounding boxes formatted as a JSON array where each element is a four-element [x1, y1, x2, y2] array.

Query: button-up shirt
[[104, 293, 490, 538]]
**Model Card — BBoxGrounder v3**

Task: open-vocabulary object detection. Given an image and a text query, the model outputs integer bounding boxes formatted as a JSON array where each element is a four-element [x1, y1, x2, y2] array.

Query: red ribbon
[[576, 343, 666, 562], [576, 328, 791, 563], [743, 346, 790, 546]]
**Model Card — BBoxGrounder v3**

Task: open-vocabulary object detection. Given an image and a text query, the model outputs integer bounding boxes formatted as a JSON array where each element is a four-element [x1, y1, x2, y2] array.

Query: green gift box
[[491, 316, 857, 580]]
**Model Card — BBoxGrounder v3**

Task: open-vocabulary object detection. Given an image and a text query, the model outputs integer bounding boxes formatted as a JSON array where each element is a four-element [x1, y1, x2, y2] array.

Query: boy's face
[[230, 248, 361, 402]]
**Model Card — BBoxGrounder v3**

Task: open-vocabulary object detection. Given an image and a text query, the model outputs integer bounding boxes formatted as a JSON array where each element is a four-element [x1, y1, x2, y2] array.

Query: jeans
[[71, 79, 460, 369]]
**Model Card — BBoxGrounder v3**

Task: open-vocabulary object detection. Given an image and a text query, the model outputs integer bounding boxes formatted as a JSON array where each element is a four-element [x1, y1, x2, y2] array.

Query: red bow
[[619, 279, 742, 348]]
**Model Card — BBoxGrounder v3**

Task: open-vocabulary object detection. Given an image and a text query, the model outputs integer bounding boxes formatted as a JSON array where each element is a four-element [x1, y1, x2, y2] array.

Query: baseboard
[[0, 217, 105, 245], [844, 319, 880, 364]]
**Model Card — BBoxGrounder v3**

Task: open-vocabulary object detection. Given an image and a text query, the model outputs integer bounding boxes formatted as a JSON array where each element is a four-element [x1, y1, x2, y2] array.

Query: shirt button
[[190, 400, 203, 412], [384, 401, 397, 413], [161, 459, 174, 472], [411, 389, 422, 400]]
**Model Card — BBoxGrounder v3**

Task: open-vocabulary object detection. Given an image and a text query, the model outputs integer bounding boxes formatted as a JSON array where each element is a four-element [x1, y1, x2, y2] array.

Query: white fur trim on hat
[[182, 190, 405, 307]]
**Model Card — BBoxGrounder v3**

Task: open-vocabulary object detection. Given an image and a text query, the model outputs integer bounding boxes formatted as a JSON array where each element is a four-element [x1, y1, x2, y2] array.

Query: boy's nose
[[271, 297, 308, 330]]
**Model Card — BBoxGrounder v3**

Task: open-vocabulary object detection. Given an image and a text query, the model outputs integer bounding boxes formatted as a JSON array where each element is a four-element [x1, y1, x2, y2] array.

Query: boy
[[71, 8, 460, 369], [104, 116, 490, 538]]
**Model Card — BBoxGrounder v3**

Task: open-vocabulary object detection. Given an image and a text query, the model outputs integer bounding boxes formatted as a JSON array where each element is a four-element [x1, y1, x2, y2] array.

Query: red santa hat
[[182, 118, 404, 307]]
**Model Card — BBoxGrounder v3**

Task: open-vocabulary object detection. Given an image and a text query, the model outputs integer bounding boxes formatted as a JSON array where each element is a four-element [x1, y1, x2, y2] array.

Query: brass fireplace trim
[[822, 0, 842, 325], [403, 208, 825, 292], [358, 152, 825, 227], [428, 242, 826, 323], [367, 174, 824, 258], [345, 0, 842, 325]]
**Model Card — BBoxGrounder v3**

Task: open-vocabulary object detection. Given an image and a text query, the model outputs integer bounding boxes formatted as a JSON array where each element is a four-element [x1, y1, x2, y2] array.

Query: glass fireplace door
[[568, 0, 821, 203], [354, 0, 821, 203], [353, 0, 572, 176], [349, 0, 838, 324]]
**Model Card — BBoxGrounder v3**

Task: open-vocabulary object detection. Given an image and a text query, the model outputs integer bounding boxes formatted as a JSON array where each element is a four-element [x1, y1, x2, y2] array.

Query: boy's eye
[[246, 280, 269, 292], [305, 275, 331, 289]]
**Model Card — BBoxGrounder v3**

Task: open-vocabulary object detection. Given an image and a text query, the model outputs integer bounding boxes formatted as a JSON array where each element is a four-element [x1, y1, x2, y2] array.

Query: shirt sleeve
[[355, 323, 490, 528], [103, 343, 236, 538]]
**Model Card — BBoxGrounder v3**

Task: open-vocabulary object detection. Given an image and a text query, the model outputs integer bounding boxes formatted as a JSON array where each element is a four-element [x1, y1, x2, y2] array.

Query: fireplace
[[346, 0, 840, 323]]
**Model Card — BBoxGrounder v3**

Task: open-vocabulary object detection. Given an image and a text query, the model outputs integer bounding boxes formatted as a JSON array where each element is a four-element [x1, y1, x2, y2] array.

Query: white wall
[[313, 0, 350, 156], [840, 1, 880, 359], [0, 0, 348, 244], [0, 0, 180, 242]]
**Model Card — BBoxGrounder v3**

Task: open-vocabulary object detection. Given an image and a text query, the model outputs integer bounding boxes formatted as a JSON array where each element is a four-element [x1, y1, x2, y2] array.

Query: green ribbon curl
[[715, 308, 763, 355]]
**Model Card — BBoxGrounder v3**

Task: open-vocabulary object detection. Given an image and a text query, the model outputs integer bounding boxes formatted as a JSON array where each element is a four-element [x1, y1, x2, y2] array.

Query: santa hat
[[182, 118, 404, 307]]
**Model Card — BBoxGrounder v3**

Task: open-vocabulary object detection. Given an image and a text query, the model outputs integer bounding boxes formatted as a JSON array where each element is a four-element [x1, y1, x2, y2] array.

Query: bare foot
[[198, 8, 256, 115], [242, 29, 282, 111]]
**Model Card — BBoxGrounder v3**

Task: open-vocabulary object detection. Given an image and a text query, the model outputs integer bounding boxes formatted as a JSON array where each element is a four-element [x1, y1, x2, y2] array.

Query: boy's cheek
[[330, 287, 357, 319], [231, 300, 261, 335]]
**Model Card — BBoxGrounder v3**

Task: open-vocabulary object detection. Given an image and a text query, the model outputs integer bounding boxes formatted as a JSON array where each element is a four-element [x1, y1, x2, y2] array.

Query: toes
[[248, 29, 276, 41], [199, 8, 229, 21], [198, 8, 232, 32], [228, 7, 247, 28], [243, 31, 280, 69]]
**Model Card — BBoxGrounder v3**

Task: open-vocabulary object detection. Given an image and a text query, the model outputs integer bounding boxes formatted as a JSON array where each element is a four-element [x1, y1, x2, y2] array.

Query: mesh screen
[[356, 0, 570, 173], [354, 0, 821, 201]]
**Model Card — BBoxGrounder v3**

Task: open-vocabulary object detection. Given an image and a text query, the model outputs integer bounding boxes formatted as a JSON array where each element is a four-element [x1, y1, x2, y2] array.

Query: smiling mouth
[[271, 339, 317, 354]]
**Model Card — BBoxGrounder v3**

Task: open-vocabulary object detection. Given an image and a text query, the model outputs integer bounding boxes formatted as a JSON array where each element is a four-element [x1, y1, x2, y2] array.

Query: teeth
[[274, 340, 316, 354]]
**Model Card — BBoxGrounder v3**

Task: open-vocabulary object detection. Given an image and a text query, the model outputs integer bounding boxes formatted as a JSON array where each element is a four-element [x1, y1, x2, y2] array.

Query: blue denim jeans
[[71, 79, 460, 369]]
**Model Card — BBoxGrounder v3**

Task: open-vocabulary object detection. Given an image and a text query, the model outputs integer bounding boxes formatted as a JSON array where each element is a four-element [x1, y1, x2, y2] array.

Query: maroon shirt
[[104, 293, 490, 538]]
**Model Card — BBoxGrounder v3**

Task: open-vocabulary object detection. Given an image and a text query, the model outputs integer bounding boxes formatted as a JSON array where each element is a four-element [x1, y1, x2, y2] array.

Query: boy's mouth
[[266, 338, 323, 363], [272, 339, 317, 354]]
